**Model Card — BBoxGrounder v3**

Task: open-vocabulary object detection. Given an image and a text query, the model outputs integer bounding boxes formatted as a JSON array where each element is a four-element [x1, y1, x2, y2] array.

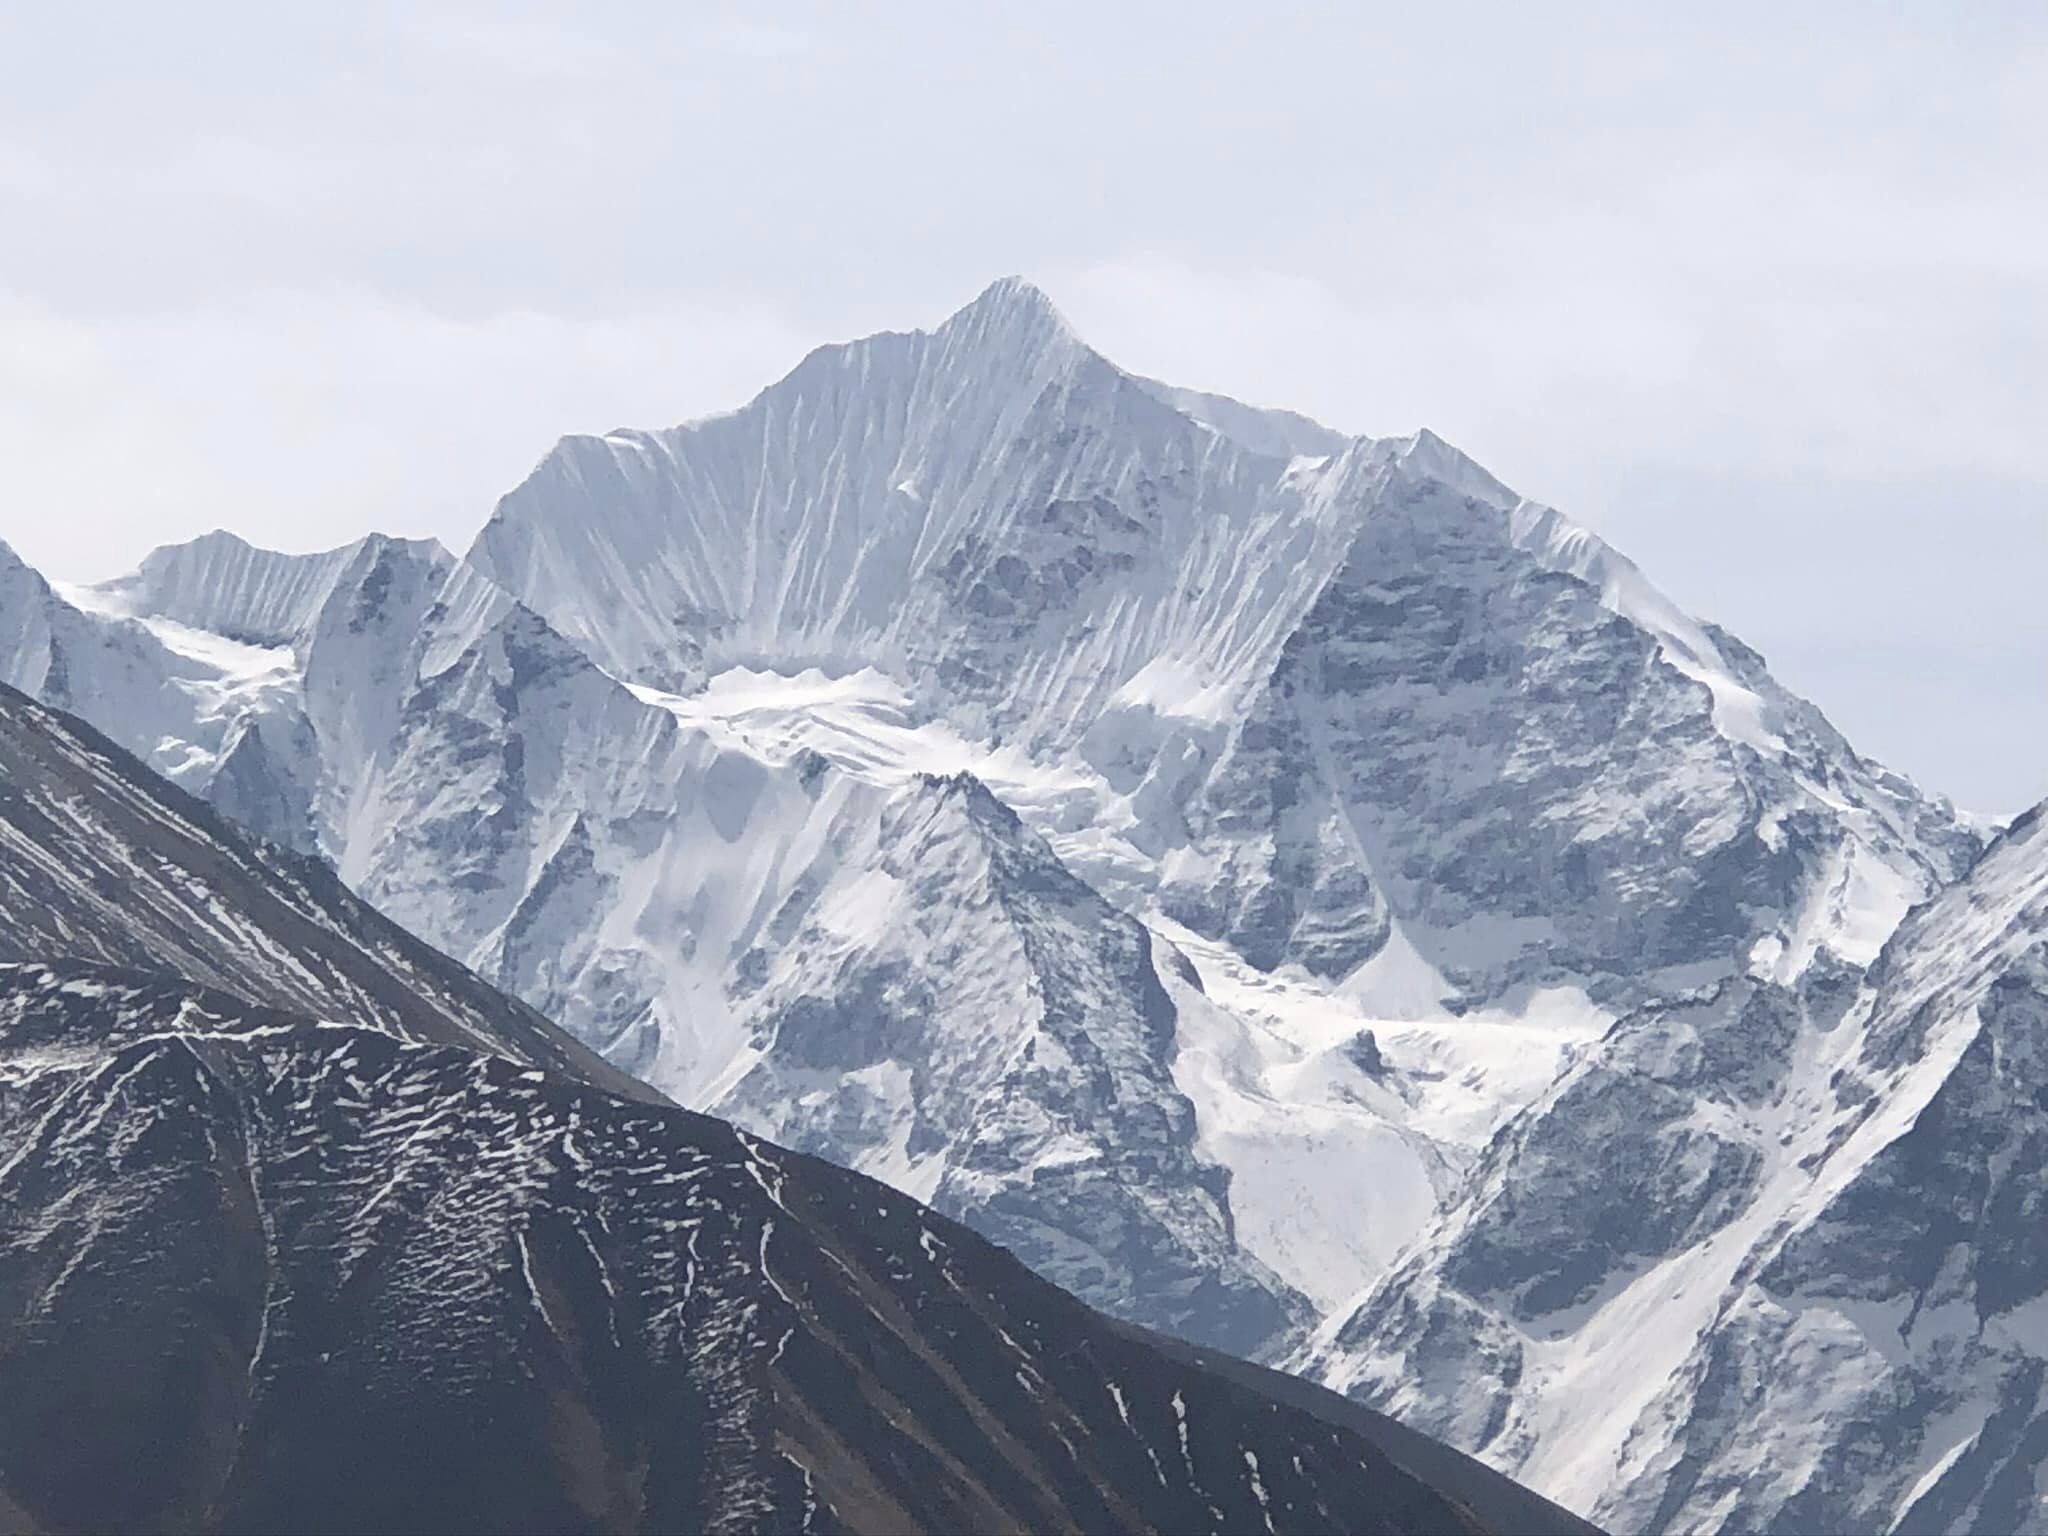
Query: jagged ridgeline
[[0, 278, 2022, 1534]]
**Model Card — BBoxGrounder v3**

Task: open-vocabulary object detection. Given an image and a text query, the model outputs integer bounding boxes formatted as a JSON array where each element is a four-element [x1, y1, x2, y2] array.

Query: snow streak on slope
[[470, 278, 1432, 756], [369, 605, 1309, 1352], [2, 532, 457, 857], [4, 538, 308, 816], [1159, 918, 1611, 1312], [98, 528, 448, 644], [616, 663, 1614, 1312], [704, 770, 1313, 1355]]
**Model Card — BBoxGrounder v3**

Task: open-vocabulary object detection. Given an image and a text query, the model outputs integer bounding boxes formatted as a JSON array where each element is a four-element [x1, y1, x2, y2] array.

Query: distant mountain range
[[1, 277, 2037, 1533]]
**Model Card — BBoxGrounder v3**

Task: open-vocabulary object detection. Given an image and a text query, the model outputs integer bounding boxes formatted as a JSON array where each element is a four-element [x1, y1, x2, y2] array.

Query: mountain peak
[[105, 530, 452, 650], [0, 535, 43, 585], [933, 274, 1087, 363], [953, 273, 1063, 323], [1391, 426, 1519, 507]]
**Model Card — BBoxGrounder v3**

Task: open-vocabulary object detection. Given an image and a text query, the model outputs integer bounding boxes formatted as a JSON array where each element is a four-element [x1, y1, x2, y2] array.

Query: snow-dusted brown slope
[[0, 679, 647, 1100], [0, 958, 1599, 1536]]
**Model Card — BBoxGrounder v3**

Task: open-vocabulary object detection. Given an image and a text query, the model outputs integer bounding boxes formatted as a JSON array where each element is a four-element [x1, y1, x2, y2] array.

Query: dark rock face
[[0, 684, 1594, 1535], [1161, 676, 1394, 980], [1175, 473, 1972, 1006], [1438, 1072, 1764, 1325]]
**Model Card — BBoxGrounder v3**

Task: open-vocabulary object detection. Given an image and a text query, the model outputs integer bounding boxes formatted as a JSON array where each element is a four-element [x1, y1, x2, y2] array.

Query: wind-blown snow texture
[[0, 686, 1591, 1536], [0, 278, 2012, 1530]]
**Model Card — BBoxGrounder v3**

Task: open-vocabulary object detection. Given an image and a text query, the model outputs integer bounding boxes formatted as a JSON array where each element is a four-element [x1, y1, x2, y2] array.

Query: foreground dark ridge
[[0, 680, 654, 1105], [0, 961, 1597, 1536], [0, 686, 1594, 1534]]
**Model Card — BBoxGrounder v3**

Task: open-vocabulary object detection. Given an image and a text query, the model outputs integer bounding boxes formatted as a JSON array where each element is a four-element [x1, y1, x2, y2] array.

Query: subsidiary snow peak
[[104, 528, 456, 651]]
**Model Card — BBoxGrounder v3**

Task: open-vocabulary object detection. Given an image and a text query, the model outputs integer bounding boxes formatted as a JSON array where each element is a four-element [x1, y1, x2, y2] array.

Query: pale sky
[[2, 3, 2043, 812]]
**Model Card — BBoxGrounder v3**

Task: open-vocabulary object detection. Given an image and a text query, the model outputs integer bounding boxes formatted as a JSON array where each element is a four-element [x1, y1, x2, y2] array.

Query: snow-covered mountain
[[1302, 799, 2048, 1534], [0, 683, 1592, 1536], [0, 530, 1309, 1355], [469, 278, 1975, 1002], [0, 276, 2006, 1527]]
